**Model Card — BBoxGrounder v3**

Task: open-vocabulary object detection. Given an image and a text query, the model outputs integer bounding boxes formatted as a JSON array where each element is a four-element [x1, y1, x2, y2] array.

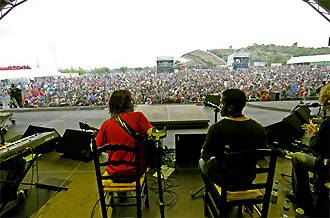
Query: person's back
[[97, 111, 152, 176], [210, 118, 266, 156], [200, 88, 266, 186], [96, 90, 153, 181]]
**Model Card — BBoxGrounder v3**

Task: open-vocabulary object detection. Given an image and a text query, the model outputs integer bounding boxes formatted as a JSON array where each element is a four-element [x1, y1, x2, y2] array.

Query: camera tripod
[[191, 105, 220, 199]]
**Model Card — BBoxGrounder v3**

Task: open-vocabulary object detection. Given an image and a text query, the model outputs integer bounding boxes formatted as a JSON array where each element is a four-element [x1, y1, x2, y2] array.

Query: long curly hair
[[320, 82, 330, 111], [108, 90, 134, 116]]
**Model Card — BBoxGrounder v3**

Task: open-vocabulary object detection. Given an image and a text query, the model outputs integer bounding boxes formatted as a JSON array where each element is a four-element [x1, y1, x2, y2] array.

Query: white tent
[[0, 68, 63, 80], [287, 54, 330, 64]]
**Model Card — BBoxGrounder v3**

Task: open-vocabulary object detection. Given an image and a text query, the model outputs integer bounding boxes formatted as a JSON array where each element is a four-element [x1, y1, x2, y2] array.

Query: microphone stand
[[150, 128, 167, 218], [191, 102, 220, 199], [0, 125, 7, 145], [213, 107, 220, 123]]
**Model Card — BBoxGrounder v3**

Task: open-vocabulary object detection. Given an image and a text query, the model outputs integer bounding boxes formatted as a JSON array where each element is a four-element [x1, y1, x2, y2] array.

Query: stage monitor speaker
[[283, 107, 312, 138], [265, 121, 296, 145], [22, 125, 61, 154], [175, 133, 206, 169], [204, 94, 221, 107], [294, 107, 312, 123], [57, 129, 93, 161]]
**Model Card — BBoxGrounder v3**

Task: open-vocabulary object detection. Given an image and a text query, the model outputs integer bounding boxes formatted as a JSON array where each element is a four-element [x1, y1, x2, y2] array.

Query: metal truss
[[302, 0, 330, 23], [0, 0, 28, 21]]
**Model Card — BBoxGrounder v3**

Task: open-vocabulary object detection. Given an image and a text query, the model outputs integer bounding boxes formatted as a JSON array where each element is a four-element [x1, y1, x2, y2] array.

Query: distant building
[[227, 53, 250, 69], [156, 56, 174, 73], [287, 54, 330, 65]]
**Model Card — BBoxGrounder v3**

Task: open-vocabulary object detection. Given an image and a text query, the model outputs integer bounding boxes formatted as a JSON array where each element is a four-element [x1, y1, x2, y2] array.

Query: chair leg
[[237, 205, 243, 217], [203, 195, 210, 217], [144, 182, 150, 208], [136, 188, 142, 218], [219, 203, 230, 218], [110, 192, 115, 211], [99, 191, 108, 218], [243, 203, 254, 216]]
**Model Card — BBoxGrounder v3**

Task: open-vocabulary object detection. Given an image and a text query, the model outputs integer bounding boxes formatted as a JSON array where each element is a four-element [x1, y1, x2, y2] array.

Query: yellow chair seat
[[102, 171, 145, 192], [325, 182, 330, 190], [214, 184, 263, 202]]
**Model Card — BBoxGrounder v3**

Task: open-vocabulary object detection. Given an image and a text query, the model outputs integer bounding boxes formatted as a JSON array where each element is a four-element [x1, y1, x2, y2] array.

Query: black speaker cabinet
[[294, 107, 312, 123], [265, 121, 296, 145], [58, 129, 93, 161], [284, 107, 311, 137], [22, 125, 61, 154], [266, 107, 312, 145], [204, 94, 221, 107], [175, 133, 206, 169]]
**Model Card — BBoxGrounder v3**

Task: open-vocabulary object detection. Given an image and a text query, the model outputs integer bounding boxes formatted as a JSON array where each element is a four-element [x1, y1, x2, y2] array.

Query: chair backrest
[[91, 138, 143, 183], [221, 148, 276, 189], [220, 148, 277, 216]]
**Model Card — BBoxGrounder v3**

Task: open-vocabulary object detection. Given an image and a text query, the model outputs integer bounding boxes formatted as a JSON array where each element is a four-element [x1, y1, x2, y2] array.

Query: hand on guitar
[[301, 119, 319, 137]]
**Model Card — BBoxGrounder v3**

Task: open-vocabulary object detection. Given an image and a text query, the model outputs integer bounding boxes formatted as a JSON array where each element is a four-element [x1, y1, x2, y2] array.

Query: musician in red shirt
[[95, 90, 153, 181]]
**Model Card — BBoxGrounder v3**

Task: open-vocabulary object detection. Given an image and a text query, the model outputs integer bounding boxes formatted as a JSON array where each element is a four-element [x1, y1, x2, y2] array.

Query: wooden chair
[[202, 148, 277, 218], [91, 138, 149, 218]]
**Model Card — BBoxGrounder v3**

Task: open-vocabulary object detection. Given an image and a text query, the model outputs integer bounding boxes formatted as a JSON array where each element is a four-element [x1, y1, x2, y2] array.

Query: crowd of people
[[0, 66, 31, 71], [0, 64, 329, 108]]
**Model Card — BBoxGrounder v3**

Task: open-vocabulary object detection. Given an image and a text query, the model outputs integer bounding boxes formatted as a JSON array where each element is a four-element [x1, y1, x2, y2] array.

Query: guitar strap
[[114, 115, 146, 143]]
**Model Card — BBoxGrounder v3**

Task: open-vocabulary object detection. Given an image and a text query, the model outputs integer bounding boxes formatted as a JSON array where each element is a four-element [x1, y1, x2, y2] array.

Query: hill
[[208, 43, 330, 65]]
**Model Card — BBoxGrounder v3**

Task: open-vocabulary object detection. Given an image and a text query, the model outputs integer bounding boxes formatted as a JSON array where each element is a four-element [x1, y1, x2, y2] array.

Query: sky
[[0, 0, 329, 69]]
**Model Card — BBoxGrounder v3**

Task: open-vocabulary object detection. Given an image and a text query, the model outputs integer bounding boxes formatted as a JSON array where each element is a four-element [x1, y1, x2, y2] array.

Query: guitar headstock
[[79, 122, 99, 133]]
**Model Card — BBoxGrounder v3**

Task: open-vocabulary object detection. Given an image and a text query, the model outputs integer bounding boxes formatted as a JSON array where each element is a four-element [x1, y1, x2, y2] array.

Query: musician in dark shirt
[[290, 82, 330, 215], [199, 88, 266, 186]]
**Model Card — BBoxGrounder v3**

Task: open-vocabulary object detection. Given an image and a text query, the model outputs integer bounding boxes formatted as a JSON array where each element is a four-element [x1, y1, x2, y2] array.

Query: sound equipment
[[22, 125, 61, 154], [57, 129, 93, 161], [284, 107, 312, 137], [265, 121, 295, 145], [204, 94, 221, 107], [266, 106, 312, 146], [294, 107, 312, 123], [271, 92, 280, 101], [0, 112, 14, 127], [175, 133, 206, 169]]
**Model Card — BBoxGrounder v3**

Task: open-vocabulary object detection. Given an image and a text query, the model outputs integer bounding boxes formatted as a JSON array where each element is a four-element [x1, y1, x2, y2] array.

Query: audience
[[0, 64, 329, 108]]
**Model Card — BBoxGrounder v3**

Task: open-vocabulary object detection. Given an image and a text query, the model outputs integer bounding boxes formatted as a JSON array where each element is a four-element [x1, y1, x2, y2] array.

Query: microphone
[[297, 102, 321, 108], [206, 101, 221, 109]]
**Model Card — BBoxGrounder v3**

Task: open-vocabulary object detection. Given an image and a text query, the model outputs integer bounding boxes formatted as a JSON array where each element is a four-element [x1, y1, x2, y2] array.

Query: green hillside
[[208, 44, 330, 65]]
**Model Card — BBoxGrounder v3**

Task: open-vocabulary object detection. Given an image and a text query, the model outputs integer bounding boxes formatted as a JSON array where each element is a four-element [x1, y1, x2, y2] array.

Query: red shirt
[[96, 111, 152, 176]]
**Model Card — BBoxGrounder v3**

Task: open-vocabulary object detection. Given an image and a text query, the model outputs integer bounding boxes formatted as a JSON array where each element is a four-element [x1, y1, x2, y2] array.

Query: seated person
[[290, 82, 330, 215], [95, 90, 153, 182], [0, 156, 26, 208], [199, 88, 266, 186]]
